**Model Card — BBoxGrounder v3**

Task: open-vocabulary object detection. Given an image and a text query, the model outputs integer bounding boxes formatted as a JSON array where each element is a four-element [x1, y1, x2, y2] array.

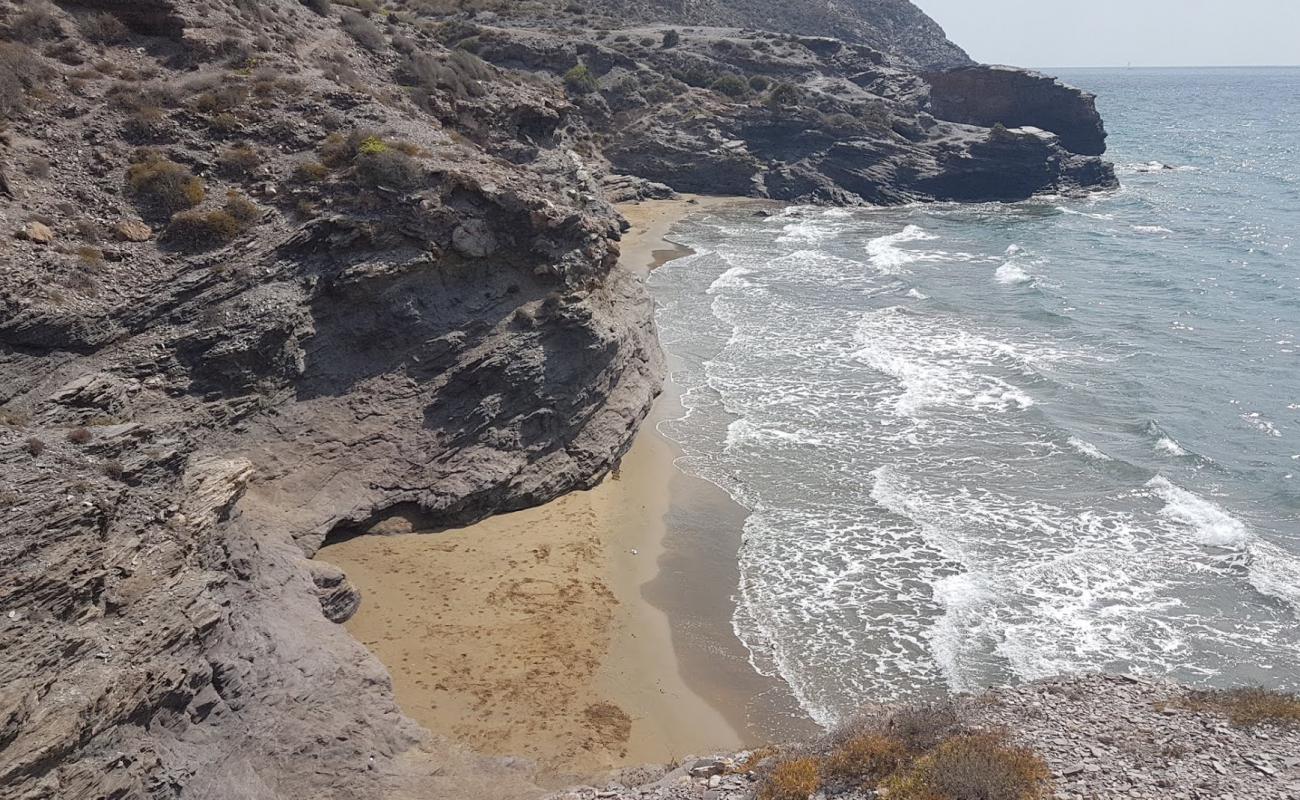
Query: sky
[[911, 0, 1300, 68]]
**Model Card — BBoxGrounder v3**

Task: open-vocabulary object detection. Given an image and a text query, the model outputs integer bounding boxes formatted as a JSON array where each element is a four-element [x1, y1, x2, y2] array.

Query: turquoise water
[[650, 68, 1300, 726]]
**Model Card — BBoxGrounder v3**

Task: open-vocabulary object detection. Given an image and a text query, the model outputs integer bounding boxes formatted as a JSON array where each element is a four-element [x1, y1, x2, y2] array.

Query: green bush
[[749, 74, 771, 92], [710, 73, 749, 99], [661, 29, 680, 48], [126, 153, 205, 216], [563, 64, 598, 94]]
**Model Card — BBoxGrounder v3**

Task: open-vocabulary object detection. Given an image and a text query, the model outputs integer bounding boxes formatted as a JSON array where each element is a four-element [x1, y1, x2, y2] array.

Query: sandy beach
[[318, 196, 798, 781]]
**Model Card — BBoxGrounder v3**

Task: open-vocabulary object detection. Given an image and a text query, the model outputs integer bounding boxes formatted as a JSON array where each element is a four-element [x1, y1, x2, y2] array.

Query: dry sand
[[318, 196, 796, 782]]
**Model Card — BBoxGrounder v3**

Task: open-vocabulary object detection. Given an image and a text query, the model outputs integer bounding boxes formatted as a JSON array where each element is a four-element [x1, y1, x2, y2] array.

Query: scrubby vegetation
[[126, 152, 206, 216], [563, 64, 598, 94], [1179, 688, 1300, 728], [755, 703, 1049, 800]]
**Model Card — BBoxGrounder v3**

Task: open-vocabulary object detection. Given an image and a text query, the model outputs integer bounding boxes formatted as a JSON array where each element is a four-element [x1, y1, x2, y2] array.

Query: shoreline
[[318, 195, 794, 780]]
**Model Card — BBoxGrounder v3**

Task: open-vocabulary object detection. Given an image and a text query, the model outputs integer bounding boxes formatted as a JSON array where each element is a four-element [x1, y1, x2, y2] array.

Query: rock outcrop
[[924, 65, 1109, 156]]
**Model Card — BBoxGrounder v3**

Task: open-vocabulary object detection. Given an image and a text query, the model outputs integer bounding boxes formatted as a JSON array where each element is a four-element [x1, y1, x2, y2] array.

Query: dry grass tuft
[[882, 732, 1049, 800], [821, 733, 907, 790], [758, 756, 822, 800], [126, 153, 205, 216], [1181, 688, 1300, 728]]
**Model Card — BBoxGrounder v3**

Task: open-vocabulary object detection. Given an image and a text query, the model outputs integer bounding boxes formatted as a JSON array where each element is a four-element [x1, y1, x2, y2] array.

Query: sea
[[648, 67, 1300, 728]]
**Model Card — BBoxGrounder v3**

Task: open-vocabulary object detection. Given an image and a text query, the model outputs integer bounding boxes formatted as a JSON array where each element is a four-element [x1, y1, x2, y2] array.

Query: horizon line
[[1023, 63, 1300, 70]]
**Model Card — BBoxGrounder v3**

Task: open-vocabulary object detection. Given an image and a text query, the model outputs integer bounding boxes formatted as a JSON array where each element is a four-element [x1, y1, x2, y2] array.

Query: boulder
[[15, 221, 54, 244], [115, 219, 153, 242]]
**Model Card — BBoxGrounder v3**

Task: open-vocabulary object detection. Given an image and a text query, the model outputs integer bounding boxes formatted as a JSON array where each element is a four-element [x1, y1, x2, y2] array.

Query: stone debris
[[553, 675, 1300, 800]]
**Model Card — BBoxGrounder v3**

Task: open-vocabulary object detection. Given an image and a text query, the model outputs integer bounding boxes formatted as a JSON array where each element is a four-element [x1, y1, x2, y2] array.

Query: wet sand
[[318, 195, 809, 782]]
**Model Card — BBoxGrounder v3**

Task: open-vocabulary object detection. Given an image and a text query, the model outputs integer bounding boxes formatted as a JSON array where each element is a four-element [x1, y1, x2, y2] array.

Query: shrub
[[217, 144, 261, 178], [302, 0, 331, 15], [749, 74, 771, 92], [882, 733, 1049, 800], [25, 437, 45, 456], [126, 153, 205, 216], [766, 82, 800, 109], [102, 460, 125, 480], [822, 734, 907, 791], [77, 246, 104, 265], [0, 41, 50, 117], [293, 160, 329, 182], [661, 29, 680, 48], [5, 5, 62, 43], [223, 190, 260, 225], [341, 11, 384, 50], [758, 757, 821, 800], [67, 427, 93, 444], [355, 148, 422, 190], [710, 73, 749, 99], [79, 11, 129, 44], [885, 701, 963, 754], [123, 105, 170, 141], [563, 64, 597, 94], [1181, 688, 1300, 728], [163, 209, 242, 250]]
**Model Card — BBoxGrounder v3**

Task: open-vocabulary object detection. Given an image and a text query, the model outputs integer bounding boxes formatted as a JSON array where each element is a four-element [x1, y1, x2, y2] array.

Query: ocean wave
[[853, 306, 1049, 416], [1132, 224, 1174, 235], [1066, 435, 1112, 461], [725, 419, 826, 450], [776, 217, 842, 244], [865, 225, 938, 274], [1117, 161, 1198, 175], [1055, 205, 1115, 221], [1147, 476, 1247, 549], [707, 264, 755, 294], [995, 244, 1038, 285]]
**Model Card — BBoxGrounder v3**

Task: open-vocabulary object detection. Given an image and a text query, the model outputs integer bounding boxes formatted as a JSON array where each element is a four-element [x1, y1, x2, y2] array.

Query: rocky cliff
[[0, 0, 1116, 798]]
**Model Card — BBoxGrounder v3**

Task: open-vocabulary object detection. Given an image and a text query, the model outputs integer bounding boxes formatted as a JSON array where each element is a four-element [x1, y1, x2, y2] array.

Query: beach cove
[[317, 197, 805, 780]]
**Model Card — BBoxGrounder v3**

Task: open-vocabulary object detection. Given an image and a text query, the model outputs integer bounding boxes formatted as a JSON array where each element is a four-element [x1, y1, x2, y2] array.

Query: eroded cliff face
[[0, 0, 1115, 797]]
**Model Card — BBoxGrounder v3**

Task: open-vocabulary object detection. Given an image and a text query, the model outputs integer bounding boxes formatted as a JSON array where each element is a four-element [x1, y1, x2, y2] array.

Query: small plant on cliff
[[766, 82, 801, 109], [78, 11, 129, 44], [126, 152, 205, 216], [710, 73, 749, 99], [758, 756, 822, 800], [163, 191, 260, 251], [67, 427, 92, 444], [881, 732, 1050, 800], [1181, 687, 1300, 728], [821, 734, 908, 791], [563, 64, 598, 94], [661, 28, 680, 48], [355, 147, 422, 190], [341, 11, 385, 51]]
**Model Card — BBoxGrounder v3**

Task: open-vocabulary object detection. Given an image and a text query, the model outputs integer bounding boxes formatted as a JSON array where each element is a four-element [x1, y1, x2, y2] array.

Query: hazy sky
[[912, 0, 1300, 68]]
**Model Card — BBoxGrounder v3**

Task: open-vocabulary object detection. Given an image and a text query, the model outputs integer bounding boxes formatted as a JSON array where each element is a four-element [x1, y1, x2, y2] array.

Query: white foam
[[1147, 476, 1248, 549], [777, 219, 839, 244], [865, 225, 938, 274], [1247, 540, 1300, 610], [1066, 435, 1112, 461], [707, 264, 755, 294], [905, 288, 928, 300], [1132, 225, 1174, 235], [996, 261, 1032, 285], [1240, 412, 1282, 438], [1055, 205, 1115, 221], [854, 307, 1042, 416], [1154, 436, 1188, 456]]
